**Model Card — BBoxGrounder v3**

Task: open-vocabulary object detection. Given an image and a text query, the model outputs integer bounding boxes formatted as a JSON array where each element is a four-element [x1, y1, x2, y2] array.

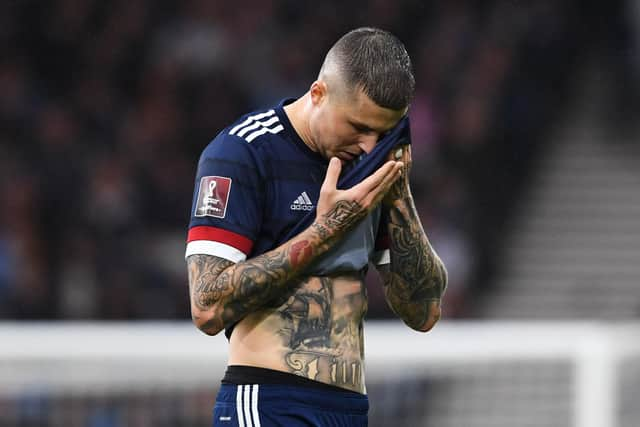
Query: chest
[[256, 175, 381, 274], [251, 147, 381, 273], [251, 156, 324, 247]]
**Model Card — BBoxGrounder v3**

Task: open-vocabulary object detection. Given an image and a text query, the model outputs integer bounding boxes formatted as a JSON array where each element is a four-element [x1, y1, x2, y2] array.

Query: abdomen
[[228, 273, 367, 393]]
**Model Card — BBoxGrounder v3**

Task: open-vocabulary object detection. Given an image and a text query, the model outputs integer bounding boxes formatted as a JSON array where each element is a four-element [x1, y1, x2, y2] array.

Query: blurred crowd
[[0, 0, 635, 320]]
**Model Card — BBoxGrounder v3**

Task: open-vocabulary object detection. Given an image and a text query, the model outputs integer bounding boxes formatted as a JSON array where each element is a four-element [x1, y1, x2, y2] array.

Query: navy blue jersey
[[186, 99, 390, 273]]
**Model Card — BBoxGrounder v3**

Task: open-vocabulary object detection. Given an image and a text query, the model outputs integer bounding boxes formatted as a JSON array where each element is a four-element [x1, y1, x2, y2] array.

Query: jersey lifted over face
[[186, 99, 389, 275]]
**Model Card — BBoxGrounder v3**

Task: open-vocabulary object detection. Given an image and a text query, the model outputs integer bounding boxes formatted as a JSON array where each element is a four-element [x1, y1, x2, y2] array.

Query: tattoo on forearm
[[189, 255, 234, 311], [186, 203, 364, 332], [383, 196, 447, 329], [290, 240, 312, 270], [217, 250, 298, 327], [187, 249, 298, 332], [311, 222, 331, 241], [309, 199, 365, 250]]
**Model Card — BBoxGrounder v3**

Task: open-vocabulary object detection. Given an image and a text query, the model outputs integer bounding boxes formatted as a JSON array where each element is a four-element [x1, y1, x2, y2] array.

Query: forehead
[[336, 89, 407, 132]]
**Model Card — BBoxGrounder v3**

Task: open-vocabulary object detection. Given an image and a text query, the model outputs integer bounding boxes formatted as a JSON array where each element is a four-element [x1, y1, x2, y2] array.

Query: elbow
[[191, 308, 224, 336], [417, 268, 447, 333], [413, 300, 442, 333], [412, 263, 447, 333], [416, 316, 439, 333]]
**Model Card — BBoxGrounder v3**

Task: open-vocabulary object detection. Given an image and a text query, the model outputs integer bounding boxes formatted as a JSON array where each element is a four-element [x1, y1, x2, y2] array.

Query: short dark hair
[[324, 27, 415, 110]]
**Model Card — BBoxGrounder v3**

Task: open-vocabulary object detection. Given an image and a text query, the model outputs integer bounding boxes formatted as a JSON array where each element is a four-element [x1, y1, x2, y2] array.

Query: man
[[186, 27, 447, 427]]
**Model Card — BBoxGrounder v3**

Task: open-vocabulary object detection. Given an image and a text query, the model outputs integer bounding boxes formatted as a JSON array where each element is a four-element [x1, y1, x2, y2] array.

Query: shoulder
[[226, 108, 284, 144], [200, 107, 285, 164]]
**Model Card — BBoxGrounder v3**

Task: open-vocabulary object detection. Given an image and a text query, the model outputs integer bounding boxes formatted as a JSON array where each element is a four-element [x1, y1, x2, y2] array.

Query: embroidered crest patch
[[194, 176, 232, 218]]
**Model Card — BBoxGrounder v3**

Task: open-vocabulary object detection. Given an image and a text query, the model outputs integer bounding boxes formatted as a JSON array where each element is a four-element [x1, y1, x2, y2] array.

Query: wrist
[[383, 180, 412, 206], [309, 220, 334, 241]]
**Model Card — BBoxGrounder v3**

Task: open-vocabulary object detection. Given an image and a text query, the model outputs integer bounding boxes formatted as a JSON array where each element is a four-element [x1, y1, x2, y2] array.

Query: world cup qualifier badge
[[195, 176, 232, 219]]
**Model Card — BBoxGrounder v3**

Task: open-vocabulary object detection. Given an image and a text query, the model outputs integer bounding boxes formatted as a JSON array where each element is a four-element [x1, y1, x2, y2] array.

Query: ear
[[309, 80, 327, 106]]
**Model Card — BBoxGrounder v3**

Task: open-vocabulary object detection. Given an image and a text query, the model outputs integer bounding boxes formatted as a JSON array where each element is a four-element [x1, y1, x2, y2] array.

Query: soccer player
[[186, 27, 447, 427]]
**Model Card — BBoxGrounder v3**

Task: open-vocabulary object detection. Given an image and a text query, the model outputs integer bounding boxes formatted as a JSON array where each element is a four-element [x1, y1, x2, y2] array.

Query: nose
[[358, 134, 378, 154]]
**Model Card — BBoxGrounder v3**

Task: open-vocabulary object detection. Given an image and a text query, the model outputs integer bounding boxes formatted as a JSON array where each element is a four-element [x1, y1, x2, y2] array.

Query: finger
[[362, 163, 403, 206], [321, 157, 342, 191], [351, 160, 399, 195], [377, 162, 403, 192], [372, 162, 403, 196]]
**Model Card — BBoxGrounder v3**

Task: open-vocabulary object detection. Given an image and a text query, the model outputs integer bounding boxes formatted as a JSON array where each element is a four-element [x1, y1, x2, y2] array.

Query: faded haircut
[[320, 27, 415, 110]]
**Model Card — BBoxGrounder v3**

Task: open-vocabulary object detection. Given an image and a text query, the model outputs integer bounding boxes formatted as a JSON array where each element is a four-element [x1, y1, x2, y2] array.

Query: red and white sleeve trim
[[185, 226, 253, 263], [185, 241, 247, 263]]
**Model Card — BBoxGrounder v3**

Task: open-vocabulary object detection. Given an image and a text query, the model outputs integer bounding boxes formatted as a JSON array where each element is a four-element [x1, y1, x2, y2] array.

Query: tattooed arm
[[188, 158, 403, 335], [377, 145, 448, 332]]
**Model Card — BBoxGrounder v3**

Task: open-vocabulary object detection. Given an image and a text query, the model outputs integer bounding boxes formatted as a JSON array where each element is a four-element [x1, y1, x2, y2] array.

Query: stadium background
[[1, 1, 639, 426]]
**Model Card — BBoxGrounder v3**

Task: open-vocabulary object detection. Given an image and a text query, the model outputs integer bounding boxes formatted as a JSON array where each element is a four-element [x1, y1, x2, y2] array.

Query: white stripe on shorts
[[244, 384, 254, 427], [235, 384, 261, 427], [251, 385, 261, 427], [236, 385, 245, 427]]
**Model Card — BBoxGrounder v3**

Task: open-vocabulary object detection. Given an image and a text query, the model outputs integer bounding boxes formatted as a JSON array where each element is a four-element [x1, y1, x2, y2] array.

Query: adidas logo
[[290, 191, 314, 211]]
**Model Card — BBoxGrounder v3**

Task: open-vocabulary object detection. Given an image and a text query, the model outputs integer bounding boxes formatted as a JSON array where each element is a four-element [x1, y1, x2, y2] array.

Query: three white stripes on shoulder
[[230, 110, 284, 143]]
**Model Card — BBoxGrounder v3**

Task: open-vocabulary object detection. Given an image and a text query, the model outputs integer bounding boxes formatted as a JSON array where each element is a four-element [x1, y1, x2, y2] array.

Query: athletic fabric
[[213, 383, 368, 427], [185, 98, 394, 271]]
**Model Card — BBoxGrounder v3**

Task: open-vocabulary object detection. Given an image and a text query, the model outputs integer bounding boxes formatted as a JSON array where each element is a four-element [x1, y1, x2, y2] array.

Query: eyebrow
[[349, 120, 380, 133]]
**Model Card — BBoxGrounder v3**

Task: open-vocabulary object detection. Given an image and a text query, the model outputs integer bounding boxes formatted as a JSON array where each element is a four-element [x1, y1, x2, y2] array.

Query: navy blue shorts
[[212, 383, 369, 427]]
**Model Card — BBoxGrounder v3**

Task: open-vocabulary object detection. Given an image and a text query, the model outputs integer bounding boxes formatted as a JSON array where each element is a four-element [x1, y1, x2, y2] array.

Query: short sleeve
[[185, 133, 263, 263]]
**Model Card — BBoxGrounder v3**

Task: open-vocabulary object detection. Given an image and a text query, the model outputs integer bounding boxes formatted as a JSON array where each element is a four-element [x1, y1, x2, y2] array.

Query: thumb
[[321, 157, 342, 191]]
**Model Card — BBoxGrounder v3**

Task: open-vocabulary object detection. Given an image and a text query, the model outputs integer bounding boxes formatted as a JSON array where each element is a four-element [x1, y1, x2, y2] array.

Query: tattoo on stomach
[[277, 276, 365, 389], [285, 350, 362, 387]]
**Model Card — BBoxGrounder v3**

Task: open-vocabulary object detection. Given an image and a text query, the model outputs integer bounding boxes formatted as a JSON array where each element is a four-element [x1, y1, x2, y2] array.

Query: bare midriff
[[228, 272, 367, 393]]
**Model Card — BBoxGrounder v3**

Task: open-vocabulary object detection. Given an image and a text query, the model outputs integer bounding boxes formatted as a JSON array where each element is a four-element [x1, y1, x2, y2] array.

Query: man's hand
[[383, 145, 412, 205], [314, 157, 403, 238]]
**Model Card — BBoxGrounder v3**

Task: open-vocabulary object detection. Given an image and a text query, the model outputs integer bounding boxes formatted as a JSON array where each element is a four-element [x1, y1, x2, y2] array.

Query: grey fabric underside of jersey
[[306, 206, 382, 276]]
